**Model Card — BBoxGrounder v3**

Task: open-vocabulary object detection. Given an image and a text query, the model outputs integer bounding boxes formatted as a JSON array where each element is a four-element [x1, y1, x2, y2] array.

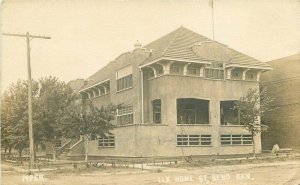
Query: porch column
[[183, 63, 191, 75], [148, 66, 157, 77], [256, 70, 264, 81], [242, 69, 250, 80], [200, 66, 205, 77], [158, 61, 173, 75], [226, 67, 235, 79]]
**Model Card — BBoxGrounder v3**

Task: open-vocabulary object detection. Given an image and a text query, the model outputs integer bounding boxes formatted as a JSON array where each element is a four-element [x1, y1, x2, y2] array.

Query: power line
[[2, 32, 51, 172]]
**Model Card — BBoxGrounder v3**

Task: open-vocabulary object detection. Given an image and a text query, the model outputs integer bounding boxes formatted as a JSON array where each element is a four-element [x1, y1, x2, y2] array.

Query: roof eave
[[139, 57, 211, 68], [79, 78, 110, 93], [225, 64, 273, 71]]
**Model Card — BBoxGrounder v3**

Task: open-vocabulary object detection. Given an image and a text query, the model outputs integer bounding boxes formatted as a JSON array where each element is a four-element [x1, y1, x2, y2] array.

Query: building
[[68, 26, 272, 157], [261, 53, 300, 150]]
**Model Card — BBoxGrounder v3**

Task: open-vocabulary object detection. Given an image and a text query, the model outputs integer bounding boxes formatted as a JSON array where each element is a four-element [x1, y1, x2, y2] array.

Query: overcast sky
[[1, 0, 299, 92]]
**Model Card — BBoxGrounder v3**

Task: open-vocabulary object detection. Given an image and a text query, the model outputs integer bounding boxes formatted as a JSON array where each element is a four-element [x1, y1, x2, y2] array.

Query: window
[[177, 134, 211, 146], [98, 134, 115, 148], [152, 99, 161, 123], [117, 74, 133, 91], [246, 73, 254, 80], [117, 105, 133, 125], [116, 65, 133, 91], [170, 65, 180, 74], [177, 98, 209, 125], [205, 62, 224, 79], [220, 134, 252, 146], [220, 101, 241, 125], [231, 72, 239, 79], [148, 70, 155, 78], [188, 68, 197, 75], [157, 67, 164, 75]]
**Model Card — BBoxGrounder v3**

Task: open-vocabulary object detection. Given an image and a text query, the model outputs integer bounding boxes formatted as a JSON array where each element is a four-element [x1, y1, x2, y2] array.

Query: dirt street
[[2, 160, 300, 185]]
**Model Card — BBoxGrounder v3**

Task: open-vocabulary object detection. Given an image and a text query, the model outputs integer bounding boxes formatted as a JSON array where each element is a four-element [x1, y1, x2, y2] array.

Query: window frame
[[220, 100, 242, 126], [117, 105, 134, 125], [116, 74, 133, 92], [204, 62, 225, 79], [220, 134, 252, 146], [98, 134, 115, 148], [177, 134, 212, 147], [152, 99, 161, 124]]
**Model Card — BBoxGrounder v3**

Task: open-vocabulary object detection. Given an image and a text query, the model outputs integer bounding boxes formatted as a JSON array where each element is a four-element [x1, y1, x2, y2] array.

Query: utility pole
[[2, 32, 51, 171]]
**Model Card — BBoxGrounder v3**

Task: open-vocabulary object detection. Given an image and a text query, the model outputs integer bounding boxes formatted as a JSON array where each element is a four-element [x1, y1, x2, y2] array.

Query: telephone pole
[[2, 32, 51, 171]]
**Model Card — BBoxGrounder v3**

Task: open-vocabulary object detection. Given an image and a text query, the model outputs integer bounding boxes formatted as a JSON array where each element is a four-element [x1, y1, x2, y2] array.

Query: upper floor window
[[246, 73, 254, 80], [152, 99, 161, 123], [231, 72, 240, 79], [157, 67, 164, 75], [188, 68, 197, 75], [116, 65, 133, 91], [117, 105, 133, 125], [205, 62, 224, 79], [170, 65, 180, 74]]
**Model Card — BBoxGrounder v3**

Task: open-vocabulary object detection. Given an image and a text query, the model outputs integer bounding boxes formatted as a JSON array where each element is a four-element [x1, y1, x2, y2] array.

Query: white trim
[[183, 63, 191, 75], [140, 68, 144, 124], [147, 66, 157, 77], [242, 69, 250, 80], [79, 79, 110, 92], [69, 137, 83, 150], [139, 57, 211, 68], [225, 64, 273, 70], [226, 67, 235, 79]]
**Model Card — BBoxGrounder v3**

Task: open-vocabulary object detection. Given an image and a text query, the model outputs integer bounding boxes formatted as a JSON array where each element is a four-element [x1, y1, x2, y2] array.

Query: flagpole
[[211, 0, 214, 40]]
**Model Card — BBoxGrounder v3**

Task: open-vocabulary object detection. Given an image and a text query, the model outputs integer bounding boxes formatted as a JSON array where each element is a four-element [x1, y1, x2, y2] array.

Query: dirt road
[[2, 160, 300, 185]]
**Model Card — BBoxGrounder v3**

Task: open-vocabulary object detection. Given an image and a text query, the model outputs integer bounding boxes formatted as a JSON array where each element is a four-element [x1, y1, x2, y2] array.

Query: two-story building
[[76, 26, 272, 157]]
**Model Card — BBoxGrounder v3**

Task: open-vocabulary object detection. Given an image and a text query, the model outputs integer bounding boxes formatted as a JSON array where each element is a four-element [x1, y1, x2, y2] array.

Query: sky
[[1, 0, 299, 92]]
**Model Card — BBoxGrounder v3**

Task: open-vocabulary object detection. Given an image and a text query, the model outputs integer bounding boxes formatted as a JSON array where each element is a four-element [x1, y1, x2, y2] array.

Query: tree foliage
[[1, 76, 119, 161], [0, 77, 77, 157], [1, 80, 39, 156], [235, 87, 277, 157], [60, 101, 118, 139]]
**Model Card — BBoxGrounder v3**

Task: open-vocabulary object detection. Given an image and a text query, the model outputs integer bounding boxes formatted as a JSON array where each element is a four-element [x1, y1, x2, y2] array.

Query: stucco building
[[67, 26, 272, 157], [261, 53, 300, 150]]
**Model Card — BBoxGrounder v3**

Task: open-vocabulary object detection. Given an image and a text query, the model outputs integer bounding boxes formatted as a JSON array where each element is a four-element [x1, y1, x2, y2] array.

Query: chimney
[[134, 40, 142, 49]]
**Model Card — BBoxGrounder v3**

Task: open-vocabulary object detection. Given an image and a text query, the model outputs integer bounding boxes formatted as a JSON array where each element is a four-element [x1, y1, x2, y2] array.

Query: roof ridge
[[161, 27, 183, 57]]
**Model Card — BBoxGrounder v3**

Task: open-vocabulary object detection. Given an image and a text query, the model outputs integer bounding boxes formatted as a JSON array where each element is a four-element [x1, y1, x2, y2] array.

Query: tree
[[1, 80, 39, 159], [1, 77, 77, 161], [235, 87, 276, 158], [60, 100, 119, 162], [34, 76, 77, 160]]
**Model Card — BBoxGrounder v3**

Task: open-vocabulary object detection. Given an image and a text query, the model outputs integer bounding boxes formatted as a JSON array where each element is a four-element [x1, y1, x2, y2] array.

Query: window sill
[[117, 123, 169, 127], [176, 145, 212, 147], [177, 124, 211, 126], [221, 144, 253, 147], [220, 125, 245, 127], [116, 86, 133, 93], [98, 146, 115, 149]]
